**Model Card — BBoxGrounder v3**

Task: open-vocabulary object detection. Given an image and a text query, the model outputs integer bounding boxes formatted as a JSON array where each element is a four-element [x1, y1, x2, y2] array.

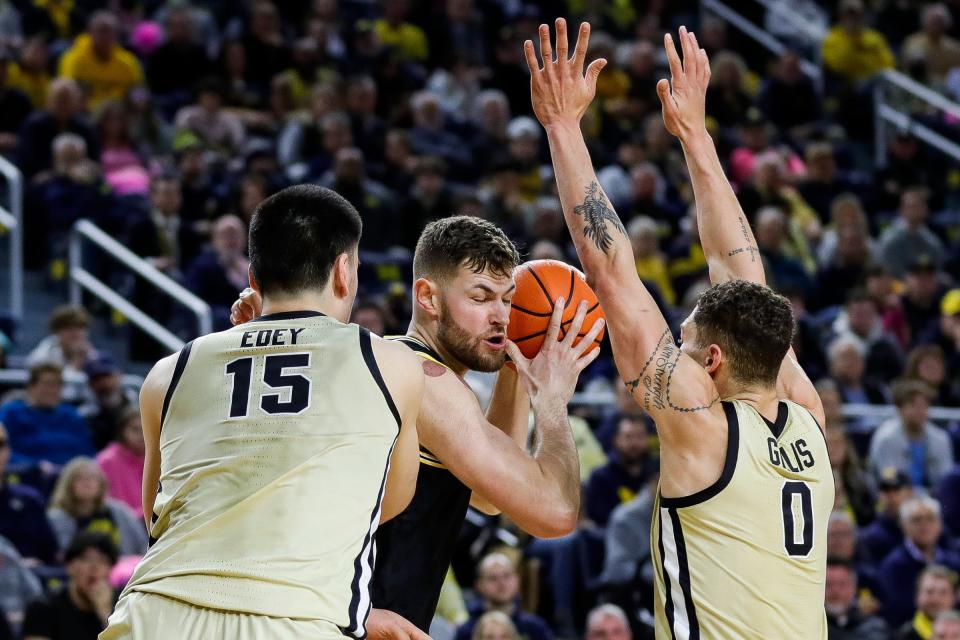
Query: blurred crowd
[[0, 0, 959, 638]]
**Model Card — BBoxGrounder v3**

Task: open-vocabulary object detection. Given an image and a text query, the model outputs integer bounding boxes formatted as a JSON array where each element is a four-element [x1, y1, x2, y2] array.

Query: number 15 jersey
[[651, 399, 834, 640], [119, 311, 401, 638]]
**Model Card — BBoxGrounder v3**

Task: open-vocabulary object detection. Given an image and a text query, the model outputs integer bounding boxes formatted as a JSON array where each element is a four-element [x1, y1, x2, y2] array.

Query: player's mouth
[[482, 335, 507, 350]]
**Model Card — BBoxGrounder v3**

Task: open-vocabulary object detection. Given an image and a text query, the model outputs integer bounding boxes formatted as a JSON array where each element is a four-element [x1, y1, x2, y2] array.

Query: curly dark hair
[[692, 280, 794, 386], [413, 216, 520, 281]]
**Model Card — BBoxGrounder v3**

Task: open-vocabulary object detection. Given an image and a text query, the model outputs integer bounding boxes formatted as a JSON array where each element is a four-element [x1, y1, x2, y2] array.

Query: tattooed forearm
[[573, 182, 626, 254], [623, 337, 721, 413], [728, 216, 759, 263]]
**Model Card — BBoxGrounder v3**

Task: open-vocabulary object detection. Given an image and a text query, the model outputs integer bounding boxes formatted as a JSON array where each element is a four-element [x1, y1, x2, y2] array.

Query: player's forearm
[[680, 131, 765, 285], [525, 395, 581, 536], [485, 366, 530, 451], [545, 120, 635, 286]]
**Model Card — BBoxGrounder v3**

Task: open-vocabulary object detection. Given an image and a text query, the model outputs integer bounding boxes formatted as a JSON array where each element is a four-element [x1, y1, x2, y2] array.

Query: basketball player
[[525, 20, 833, 638], [231, 215, 605, 636], [100, 185, 426, 639]]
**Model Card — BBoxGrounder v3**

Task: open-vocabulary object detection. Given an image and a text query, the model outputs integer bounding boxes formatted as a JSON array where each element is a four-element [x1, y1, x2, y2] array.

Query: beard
[[436, 299, 507, 373]]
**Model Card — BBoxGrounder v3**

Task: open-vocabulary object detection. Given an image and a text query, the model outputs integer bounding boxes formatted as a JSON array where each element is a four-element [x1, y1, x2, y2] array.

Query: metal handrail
[[874, 70, 960, 166], [68, 219, 212, 353], [753, 0, 827, 45], [700, 0, 823, 83], [0, 156, 23, 319]]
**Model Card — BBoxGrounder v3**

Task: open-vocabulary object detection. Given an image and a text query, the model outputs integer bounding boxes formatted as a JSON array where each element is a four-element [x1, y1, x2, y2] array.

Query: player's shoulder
[[366, 331, 425, 385]]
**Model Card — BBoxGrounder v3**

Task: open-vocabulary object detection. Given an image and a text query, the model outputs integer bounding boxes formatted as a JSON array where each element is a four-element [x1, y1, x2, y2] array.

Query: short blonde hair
[[50, 457, 107, 516], [472, 611, 519, 640]]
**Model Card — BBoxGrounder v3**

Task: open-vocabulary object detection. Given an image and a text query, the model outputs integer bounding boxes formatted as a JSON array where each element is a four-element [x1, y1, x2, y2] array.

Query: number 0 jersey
[[119, 311, 400, 638], [652, 400, 834, 640]]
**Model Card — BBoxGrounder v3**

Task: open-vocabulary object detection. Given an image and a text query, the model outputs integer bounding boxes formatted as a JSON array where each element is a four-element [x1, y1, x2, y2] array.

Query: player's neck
[[261, 292, 348, 323], [406, 322, 469, 377], [722, 383, 780, 420]]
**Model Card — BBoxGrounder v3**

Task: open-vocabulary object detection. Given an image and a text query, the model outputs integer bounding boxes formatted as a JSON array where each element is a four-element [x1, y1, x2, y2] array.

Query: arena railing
[[0, 156, 23, 320], [68, 219, 212, 353], [873, 69, 960, 166]]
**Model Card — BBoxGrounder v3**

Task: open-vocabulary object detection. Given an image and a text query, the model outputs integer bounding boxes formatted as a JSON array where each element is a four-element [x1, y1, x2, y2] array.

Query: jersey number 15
[[225, 354, 312, 418]]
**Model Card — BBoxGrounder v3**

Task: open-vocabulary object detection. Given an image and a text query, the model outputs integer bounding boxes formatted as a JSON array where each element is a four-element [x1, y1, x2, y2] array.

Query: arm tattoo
[[573, 182, 626, 254], [623, 330, 721, 413], [727, 216, 759, 263]]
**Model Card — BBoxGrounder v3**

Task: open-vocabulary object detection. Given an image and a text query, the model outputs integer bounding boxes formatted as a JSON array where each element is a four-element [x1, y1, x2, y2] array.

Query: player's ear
[[703, 344, 722, 375], [248, 265, 261, 296], [331, 252, 352, 298], [413, 278, 440, 318]]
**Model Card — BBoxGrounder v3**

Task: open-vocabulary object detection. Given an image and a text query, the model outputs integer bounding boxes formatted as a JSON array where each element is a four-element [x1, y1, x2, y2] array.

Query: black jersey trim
[[359, 328, 402, 428], [342, 433, 399, 639], [669, 508, 701, 639], [659, 401, 740, 508], [389, 335, 446, 365], [160, 340, 193, 427], [657, 513, 677, 640], [248, 310, 326, 322], [761, 401, 789, 439]]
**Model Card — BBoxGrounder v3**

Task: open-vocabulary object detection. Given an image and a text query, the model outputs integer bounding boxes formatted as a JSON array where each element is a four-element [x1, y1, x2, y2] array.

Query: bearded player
[[525, 20, 833, 639], [233, 215, 604, 637]]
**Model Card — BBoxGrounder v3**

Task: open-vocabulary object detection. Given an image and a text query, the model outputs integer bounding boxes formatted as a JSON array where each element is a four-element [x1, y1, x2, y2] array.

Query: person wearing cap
[[929, 289, 960, 370], [20, 532, 118, 639], [869, 380, 954, 490], [879, 187, 946, 279], [860, 467, 914, 563], [822, 0, 895, 85], [79, 357, 136, 451]]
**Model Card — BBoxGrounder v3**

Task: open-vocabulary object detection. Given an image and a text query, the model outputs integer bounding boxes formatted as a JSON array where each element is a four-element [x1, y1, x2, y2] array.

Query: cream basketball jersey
[[119, 311, 400, 637], [652, 400, 834, 639]]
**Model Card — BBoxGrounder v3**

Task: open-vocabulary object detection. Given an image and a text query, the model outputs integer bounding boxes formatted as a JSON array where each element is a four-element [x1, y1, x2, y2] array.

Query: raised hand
[[230, 287, 263, 325], [505, 297, 605, 407], [656, 26, 711, 141], [524, 18, 608, 128]]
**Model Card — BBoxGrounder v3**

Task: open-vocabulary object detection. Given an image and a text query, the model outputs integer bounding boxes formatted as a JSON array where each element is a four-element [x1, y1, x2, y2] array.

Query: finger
[[404, 619, 431, 640], [523, 39, 540, 74], [575, 342, 602, 371], [679, 26, 697, 78], [544, 296, 565, 345], [563, 301, 589, 347], [585, 58, 606, 92], [656, 78, 677, 115], [575, 317, 605, 357], [664, 32, 682, 81], [555, 17, 568, 62], [698, 48, 711, 85], [539, 23, 553, 64], [504, 340, 530, 373], [572, 21, 590, 73]]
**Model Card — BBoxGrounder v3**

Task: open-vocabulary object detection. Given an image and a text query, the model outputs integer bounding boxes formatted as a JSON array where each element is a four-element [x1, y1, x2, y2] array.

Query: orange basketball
[[508, 259, 606, 359]]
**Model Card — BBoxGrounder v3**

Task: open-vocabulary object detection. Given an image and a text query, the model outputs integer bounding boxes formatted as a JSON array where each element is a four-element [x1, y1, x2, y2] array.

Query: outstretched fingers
[[572, 21, 590, 73], [539, 23, 553, 66], [664, 32, 683, 83], [544, 296, 566, 345], [555, 17, 568, 63]]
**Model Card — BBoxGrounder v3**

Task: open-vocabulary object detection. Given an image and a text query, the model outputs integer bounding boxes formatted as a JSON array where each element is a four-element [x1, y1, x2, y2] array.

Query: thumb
[[656, 78, 671, 103], [504, 340, 529, 373], [586, 58, 607, 88]]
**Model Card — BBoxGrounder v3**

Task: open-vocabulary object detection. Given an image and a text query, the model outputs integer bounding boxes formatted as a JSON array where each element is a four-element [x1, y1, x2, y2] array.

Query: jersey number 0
[[781, 480, 814, 557], [225, 354, 312, 418]]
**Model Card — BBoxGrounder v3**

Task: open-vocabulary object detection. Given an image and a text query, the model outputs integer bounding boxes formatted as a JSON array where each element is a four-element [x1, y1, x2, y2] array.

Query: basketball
[[508, 260, 606, 359]]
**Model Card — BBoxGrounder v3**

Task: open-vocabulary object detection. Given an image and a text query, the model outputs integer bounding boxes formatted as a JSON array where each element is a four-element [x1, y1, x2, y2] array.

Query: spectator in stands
[[934, 611, 960, 640], [46, 457, 147, 557], [374, 0, 428, 63], [79, 356, 136, 451], [627, 216, 674, 306], [901, 4, 960, 87], [901, 257, 947, 346], [816, 225, 874, 312], [904, 345, 960, 408], [57, 11, 144, 109], [827, 511, 882, 603], [0, 49, 33, 153], [940, 463, 960, 538], [455, 553, 552, 640], [0, 423, 58, 565], [320, 147, 397, 251], [400, 157, 456, 250], [0, 363, 93, 466], [825, 557, 889, 639], [704, 51, 751, 129], [26, 305, 98, 403], [598, 474, 656, 588], [822, 0, 895, 85], [870, 380, 953, 489], [94, 99, 148, 196], [147, 5, 212, 109], [7, 36, 52, 109], [585, 604, 632, 640], [585, 415, 655, 528], [350, 299, 392, 337], [826, 426, 876, 526], [408, 90, 472, 173], [128, 173, 204, 276], [861, 468, 913, 563], [471, 611, 519, 640], [17, 77, 97, 179], [758, 49, 822, 142], [831, 289, 904, 382], [817, 194, 877, 266], [95, 406, 144, 518], [754, 207, 815, 297], [621, 163, 682, 232], [0, 534, 43, 636], [896, 565, 959, 640], [879, 188, 945, 279], [879, 497, 960, 626], [174, 77, 246, 156], [185, 215, 249, 331], [20, 532, 117, 640], [797, 142, 857, 224], [829, 335, 892, 407]]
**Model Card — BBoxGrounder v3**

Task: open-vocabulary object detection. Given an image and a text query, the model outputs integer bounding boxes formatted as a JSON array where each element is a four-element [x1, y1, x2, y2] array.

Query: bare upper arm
[[139, 352, 179, 529], [777, 348, 825, 430]]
